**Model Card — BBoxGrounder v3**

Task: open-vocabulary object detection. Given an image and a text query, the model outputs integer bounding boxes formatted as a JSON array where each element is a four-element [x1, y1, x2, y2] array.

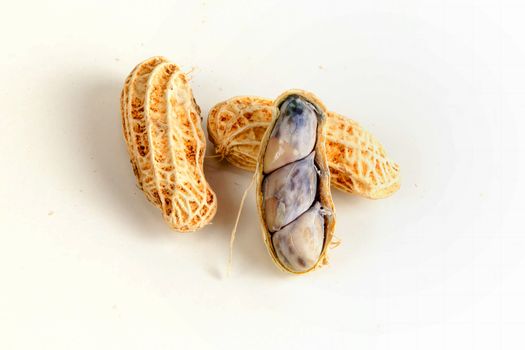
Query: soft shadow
[[70, 73, 167, 236]]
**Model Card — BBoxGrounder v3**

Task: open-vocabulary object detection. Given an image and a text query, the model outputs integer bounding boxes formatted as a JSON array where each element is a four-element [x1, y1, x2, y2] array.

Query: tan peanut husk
[[255, 90, 336, 275], [208, 96, 400, 199], [121, 56, 217, 232]]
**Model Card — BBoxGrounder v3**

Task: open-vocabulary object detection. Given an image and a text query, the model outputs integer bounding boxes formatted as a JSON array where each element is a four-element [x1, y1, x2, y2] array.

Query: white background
[[1, 0, 524, 349]]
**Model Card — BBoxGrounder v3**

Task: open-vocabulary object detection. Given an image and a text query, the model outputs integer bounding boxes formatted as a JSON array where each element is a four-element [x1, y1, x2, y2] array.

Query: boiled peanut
[[121, 57, 217, 232], [255, 91, 336, 274], [208, 96, 400, 199]]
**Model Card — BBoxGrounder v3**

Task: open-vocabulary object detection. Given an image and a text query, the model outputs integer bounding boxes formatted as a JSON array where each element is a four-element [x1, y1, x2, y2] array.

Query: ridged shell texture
[[208, 96, 400, 199], [121, 57, 217, 232]]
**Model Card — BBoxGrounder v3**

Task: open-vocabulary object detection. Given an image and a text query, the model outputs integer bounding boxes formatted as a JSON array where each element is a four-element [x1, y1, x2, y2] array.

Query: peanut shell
[[255, 90, 336, 274], [208, 96, 400, 199], [121, 57, 217, 232]]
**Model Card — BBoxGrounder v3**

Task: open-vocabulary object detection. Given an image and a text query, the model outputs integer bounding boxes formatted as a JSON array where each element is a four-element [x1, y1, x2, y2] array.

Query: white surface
[[1, 0, 524, 349]]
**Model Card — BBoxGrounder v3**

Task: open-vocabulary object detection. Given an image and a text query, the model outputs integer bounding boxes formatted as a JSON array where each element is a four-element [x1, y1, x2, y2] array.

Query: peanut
[[208, 96, 400, 199], [121, 57, 217, 232], [256, 90, 336, 274]]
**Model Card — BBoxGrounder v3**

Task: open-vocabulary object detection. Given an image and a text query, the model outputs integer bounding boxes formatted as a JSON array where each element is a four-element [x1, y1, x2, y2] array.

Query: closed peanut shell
[[208, 96, 400, 199], [121, 57, 217, 232]]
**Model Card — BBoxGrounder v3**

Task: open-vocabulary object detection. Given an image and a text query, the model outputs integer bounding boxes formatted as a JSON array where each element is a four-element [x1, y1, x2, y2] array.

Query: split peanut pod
[[256, 90, 336, 274], [208, 96, 400, 199], [120, 56, 217, 232]]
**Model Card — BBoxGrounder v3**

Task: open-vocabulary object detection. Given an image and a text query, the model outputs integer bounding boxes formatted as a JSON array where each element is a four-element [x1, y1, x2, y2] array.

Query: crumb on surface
[[48, 210, 54, 216]]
